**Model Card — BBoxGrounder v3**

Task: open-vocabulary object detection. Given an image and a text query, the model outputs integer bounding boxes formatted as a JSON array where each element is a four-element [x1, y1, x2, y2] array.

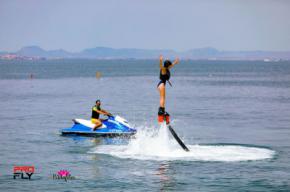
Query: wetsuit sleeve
[[92, 106, 98, 112]]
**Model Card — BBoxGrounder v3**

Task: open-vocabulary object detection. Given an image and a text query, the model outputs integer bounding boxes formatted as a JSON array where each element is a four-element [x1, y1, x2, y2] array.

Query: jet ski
[[61, 115, 136, 137]]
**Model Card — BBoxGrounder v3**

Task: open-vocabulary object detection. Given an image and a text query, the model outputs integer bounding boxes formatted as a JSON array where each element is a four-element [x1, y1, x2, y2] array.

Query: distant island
[[0, 46, 290, 61]]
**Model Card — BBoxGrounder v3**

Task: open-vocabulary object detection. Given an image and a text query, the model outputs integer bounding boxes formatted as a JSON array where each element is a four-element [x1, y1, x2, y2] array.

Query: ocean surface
[[0, 59, 290, 191]]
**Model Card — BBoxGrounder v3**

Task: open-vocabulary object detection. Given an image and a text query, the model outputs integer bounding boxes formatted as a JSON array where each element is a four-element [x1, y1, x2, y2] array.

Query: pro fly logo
[[13, 166, 35, 180]]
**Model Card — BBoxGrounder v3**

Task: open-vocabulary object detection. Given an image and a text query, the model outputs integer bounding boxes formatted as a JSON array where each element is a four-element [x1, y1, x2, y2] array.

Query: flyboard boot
[[158, 107, 170, 125], [157, 107, 190, 152]]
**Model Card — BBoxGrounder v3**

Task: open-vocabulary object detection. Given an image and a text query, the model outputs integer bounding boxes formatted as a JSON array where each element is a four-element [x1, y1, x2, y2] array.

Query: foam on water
[[90, 123, 275, 162]]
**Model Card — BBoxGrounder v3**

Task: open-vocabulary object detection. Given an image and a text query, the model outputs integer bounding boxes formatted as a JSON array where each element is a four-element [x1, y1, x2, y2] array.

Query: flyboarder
[[157, 55, 179, 124]]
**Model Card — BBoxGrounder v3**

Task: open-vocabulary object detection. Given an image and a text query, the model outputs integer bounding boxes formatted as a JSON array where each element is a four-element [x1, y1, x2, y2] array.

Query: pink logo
[[57, 170, 70, 177], [53, 169, 75, 181]]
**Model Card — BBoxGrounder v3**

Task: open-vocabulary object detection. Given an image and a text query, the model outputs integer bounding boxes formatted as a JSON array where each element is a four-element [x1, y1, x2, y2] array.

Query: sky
[[0, 0, 290, 52]]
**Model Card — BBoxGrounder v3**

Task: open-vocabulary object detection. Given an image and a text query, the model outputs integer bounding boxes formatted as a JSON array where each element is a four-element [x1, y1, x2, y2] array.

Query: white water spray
[[90, 124, 275, 162]]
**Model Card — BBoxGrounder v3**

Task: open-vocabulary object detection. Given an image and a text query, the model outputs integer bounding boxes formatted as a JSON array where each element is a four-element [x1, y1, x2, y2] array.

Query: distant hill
[[79, 47, 176, 59], [17, 46, 72, 58], [183, 47, 220, 58], [184, 48, 290, 60], [1, 46, 290, 60]]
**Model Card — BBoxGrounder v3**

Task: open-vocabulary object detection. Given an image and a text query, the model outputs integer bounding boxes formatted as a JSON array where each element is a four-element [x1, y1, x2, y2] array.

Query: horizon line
[[1, 45, 290, 53]]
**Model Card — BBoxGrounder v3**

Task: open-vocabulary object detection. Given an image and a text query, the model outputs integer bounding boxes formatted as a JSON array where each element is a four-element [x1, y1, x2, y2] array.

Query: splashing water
[[90, 123, 275, 162]]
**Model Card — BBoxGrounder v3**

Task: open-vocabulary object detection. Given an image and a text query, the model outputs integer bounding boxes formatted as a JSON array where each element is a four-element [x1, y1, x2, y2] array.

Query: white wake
[[89, 123, 275, 162]]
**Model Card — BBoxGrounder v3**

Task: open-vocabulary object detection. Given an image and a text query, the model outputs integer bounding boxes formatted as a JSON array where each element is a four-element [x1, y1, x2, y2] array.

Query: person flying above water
[[157, 55, 180, 119], [91, 100, 112, 130]]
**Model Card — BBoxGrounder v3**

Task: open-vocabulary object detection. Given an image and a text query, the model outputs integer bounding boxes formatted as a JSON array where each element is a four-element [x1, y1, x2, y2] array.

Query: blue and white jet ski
[[61, 116, 136, 137]]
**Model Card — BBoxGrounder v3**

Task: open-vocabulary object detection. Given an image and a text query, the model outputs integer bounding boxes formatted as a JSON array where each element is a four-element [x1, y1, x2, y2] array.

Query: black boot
[[158, 107, 165, 115]]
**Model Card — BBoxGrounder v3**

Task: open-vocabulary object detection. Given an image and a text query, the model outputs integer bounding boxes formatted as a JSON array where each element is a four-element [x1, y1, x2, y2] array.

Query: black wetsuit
[[157, 69, 171, 87], [91, 105, 101, 119]]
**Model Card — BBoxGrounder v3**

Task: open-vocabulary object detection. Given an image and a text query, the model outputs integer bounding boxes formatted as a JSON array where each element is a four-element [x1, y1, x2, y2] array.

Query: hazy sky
[[0, 0, 289, 52]]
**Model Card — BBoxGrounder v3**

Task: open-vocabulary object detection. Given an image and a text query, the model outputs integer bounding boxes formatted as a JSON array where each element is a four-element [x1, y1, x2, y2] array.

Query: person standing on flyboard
[[157, 55, 180, 124]]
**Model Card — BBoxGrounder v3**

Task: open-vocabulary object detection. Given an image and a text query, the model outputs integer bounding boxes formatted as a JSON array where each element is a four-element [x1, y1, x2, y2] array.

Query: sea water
[[0, 59, 289, 191], [90, 123, 274, 162]]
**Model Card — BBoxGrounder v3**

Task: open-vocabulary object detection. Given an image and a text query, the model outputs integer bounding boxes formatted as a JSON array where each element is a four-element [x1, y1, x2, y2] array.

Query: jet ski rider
[[91, 100, 112, 131]]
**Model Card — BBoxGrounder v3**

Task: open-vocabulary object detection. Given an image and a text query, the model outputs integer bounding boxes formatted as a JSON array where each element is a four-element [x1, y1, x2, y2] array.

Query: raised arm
[[159, 55, 163, 69], [168, 57, 180, 69]]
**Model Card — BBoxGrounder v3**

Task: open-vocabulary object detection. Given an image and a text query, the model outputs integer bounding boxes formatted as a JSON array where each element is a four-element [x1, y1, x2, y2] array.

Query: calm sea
[[0, 59, 290, 191]]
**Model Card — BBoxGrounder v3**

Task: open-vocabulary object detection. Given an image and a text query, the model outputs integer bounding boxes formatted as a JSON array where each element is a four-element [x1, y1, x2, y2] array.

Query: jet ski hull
[[61, 116, 136, 137]]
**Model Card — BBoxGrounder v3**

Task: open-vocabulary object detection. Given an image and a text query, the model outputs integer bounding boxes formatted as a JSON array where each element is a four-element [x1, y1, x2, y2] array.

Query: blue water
[[0, 60, 290, 191]]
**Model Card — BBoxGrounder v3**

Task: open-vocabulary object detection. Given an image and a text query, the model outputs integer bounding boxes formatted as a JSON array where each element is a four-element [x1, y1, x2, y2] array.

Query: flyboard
[[158, 112, 190, 152]]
